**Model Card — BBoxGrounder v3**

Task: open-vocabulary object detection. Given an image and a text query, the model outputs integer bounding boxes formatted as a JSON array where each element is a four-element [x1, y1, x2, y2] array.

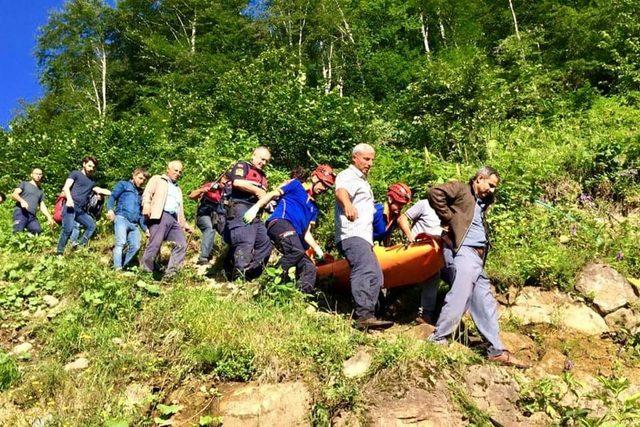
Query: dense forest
[[2, 0, 639, 286], [1, 0, 640, 424]]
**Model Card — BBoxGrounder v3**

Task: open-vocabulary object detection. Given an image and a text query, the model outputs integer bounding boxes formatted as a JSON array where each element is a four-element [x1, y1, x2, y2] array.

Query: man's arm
[[11, 186, 29, 210], [233, 179, 267, 199], [397, 214, 414, 243], [304, 226, 324, 258], [106, 182, 124, 221], [335, 188, 358, 221], [39, 201, 55, 225], [428, 182, 460, 223], [141, 176, 157, 216], [188, 184, 209, 201], [93, 186, 111, 196], [62, 178, 75, 207]]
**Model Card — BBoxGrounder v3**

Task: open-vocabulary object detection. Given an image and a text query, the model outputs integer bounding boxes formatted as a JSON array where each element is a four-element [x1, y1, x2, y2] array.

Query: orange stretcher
[[316, 236, 443, 291]]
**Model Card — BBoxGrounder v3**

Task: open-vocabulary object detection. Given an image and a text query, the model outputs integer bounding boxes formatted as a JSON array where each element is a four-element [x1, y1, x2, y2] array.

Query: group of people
[[4, 143, 526, 367]]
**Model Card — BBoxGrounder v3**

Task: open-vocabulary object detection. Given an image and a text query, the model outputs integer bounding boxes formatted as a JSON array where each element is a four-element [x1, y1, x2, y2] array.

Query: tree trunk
[[420, 12, 431, 54], [100, 46, 106, 117], [324, 40, 334, 94], [88, 58, 102, 117], [508, 0, 521, 40], [438, 11, 447, 46], [190, 10, 197, 53]]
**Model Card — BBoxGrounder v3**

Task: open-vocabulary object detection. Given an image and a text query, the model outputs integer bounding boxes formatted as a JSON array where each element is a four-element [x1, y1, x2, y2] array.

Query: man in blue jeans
[[56, 156, 111, 255], [11, 168, 55, 234], [106, 168, 150, 270]]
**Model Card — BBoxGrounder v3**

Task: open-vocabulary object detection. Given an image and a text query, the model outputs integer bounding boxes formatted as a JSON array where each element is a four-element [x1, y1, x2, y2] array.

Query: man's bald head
[[251, 146, 271, 170]]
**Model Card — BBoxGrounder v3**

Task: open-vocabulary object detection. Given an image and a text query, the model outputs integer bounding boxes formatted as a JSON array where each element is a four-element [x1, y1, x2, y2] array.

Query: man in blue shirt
[[56, 156, 111, 255], [427, 166, 527, 368], [243, 165, 336, 294], [107, 168, 150, 270]]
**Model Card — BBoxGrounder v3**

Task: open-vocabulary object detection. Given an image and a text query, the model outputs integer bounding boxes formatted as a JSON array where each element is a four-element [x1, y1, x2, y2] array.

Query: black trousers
[[267, 219, 316, 294]]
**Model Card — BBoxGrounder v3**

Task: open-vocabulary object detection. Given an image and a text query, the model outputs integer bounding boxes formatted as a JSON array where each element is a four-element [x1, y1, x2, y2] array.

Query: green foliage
[[192, 344, 255, 381], [0, 352, 21, 391]]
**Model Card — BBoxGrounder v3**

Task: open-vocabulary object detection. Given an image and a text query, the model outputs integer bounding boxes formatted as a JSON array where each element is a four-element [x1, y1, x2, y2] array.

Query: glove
[[314, 248, 325, 261], [243, 205, 260, 223]]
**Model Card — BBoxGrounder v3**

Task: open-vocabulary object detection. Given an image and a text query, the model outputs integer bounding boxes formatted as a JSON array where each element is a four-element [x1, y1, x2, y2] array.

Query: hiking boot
[[196, 258, 209, 266], [355, 317, 394, 331], [488, 351, 529, 369]]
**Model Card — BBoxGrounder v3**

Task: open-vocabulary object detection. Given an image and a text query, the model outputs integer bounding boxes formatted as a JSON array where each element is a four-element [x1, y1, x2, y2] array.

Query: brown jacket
[[142, 174, 186, 226], [428, 180, 493, 253]]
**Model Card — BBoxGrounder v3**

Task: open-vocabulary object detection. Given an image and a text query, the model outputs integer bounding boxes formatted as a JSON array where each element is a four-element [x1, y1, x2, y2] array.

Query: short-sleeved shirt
[[15, 181, 44, 214], [227, 161, 268, 204], [372, 202, 397, 243], [334, 165, 375, 245], [68, 170, 96, 209], [164, 180, 182, 214], [462, 198, 487, 247], [268, 179, 318, 236], [405, 199, 443, 237]]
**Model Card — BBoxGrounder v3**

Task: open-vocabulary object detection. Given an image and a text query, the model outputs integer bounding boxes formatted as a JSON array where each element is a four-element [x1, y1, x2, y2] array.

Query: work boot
[[355, 317, 394, 331], [488, 351, 529, 369]]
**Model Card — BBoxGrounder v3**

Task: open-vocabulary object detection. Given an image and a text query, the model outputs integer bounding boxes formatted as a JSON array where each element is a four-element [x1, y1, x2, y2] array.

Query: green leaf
[[104, 420, 129, 427], [157, 403, 183, 416]]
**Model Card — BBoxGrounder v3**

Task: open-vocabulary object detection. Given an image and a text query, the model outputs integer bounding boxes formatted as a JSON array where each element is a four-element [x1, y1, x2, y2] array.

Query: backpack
[[53, 196, 66, 224], [85, 193, 105, 219]]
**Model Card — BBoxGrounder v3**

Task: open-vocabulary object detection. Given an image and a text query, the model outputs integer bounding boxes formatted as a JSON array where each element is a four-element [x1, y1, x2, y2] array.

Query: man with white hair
[[141, 160, 193, 278], [335, 143, 393, 330]]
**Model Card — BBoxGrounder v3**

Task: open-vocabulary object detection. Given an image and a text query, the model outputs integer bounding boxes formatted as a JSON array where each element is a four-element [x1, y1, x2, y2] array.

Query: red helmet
[[387, 183, 412, 205], [312, 164, 336, 187]]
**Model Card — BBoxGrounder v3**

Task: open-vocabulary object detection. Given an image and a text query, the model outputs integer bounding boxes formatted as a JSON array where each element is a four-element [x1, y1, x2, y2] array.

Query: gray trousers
[[196, 214, 217, 262], [420, 245, 455, 321], [141, 212, 187, 276], [431, 246, 504, 357], [338, 237, 383, 319]]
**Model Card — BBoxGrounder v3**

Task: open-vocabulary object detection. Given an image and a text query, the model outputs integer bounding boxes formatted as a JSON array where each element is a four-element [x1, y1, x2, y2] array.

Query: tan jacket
[[142, 174, 186, 225]]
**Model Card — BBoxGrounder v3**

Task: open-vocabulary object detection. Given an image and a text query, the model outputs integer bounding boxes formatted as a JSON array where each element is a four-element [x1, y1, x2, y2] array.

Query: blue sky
[[0, 0, 66, 128]]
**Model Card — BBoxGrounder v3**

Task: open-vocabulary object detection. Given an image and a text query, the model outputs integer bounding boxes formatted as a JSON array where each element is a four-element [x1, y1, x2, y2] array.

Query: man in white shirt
[[335, 144, 393, 330]]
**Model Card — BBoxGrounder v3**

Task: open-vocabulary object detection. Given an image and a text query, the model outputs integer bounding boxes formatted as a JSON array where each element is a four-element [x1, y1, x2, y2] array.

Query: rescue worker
[[189, 175, 228, 265], [397, 197, 447, 325], [372, 183, 412, 246], [335, 143, 393, 330], [224, 146, 273, 280], [243, 165, 336, 294], [427, 166, 528, 368]]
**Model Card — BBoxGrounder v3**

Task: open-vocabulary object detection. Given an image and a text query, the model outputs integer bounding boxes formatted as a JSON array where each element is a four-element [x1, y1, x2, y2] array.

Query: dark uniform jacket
[[428, 180, 494, 253]]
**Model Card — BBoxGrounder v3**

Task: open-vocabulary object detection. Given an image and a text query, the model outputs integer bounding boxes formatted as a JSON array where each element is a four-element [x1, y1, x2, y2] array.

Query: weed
[[0, 351, 21, 391]]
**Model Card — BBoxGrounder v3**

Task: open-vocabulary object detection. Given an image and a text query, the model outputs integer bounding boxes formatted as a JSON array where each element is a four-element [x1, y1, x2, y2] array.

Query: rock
[[604, 308, 640, 331], [10, 342, 33, 356], [559, 304, 608, 335], [575, 263, 638, 314], [367, 384, 464, 426], [535, 349, 566, 376], [502, 287, 608, 335], [42, 295, 59, 308], [343, 348, 373, 379], [219, 382, 311, 427], [31, 413, 54, 427], [501, 332, 536, 366], [465, 365, 525, 426], [123, 383, 154, 413], [404, 324, 436, 341], [64, 357, 89, 372]]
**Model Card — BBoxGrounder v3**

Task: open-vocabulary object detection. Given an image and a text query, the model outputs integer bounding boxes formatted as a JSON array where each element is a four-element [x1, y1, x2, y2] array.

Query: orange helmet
[[312, 164, 336, 187], [387, 183, 412, 205]]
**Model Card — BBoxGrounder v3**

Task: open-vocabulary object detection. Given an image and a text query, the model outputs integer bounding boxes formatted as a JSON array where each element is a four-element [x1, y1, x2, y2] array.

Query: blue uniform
[[372, 202, 396, 243], [266, 179, 319, 294], [268, 179, 318, 236]]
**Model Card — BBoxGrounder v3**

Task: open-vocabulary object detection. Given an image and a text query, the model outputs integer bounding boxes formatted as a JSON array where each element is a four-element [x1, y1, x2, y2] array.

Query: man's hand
[[20, 200, 29, 210], [255, 188, 267, 199], [142, 205, 150, 217], [106, 210, 116, 222], [184, 223, 194, 234], [145, 229, 150, 238], [344, 204, 358, 222], [66, 199, 74, 208]]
